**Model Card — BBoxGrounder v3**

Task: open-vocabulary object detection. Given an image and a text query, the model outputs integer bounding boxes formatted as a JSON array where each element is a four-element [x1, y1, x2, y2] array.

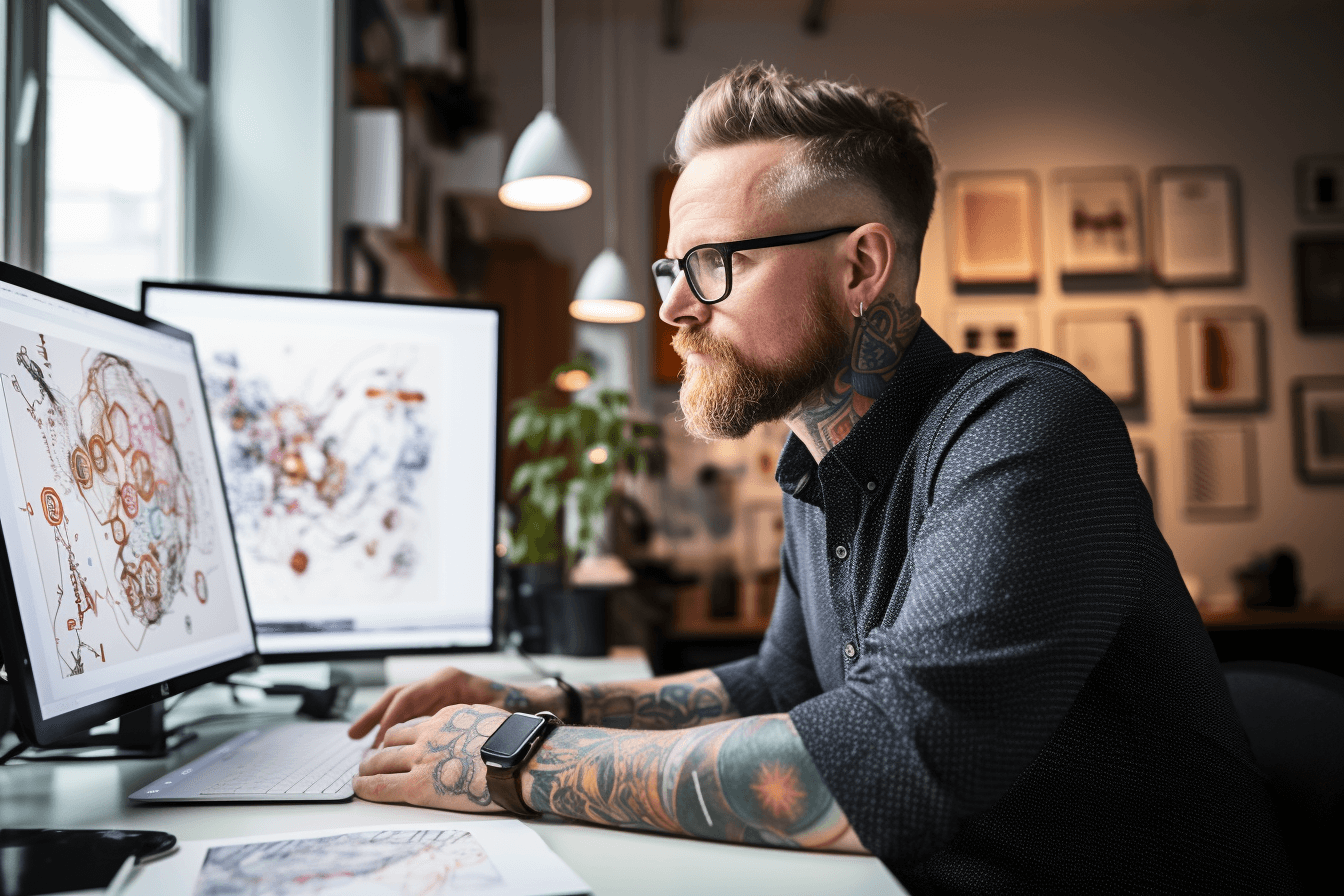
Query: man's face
[[660, 142, 851, 440]]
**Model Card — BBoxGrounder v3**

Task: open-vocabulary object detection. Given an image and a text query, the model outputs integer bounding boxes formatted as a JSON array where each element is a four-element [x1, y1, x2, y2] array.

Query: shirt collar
[[775, 322, 975, 506]]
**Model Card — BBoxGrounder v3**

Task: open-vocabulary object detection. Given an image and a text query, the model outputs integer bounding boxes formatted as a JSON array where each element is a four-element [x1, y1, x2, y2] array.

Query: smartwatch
[[481, 711, 562, 818]]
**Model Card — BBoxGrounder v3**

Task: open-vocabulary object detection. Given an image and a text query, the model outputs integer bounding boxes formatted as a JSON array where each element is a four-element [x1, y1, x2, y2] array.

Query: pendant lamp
[[499, 0, 591, 211], [569, 0, 645, 324]]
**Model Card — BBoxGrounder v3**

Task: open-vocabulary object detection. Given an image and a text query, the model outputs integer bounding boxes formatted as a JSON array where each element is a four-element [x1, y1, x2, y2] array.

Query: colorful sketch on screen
[[199, 340, 438, 614], [193, 829, 503, 896], [0, 328, 234, 677]]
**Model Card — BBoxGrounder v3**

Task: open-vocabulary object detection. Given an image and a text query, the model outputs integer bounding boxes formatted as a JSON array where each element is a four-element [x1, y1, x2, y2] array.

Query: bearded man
[[350, 64, 1298, 895]]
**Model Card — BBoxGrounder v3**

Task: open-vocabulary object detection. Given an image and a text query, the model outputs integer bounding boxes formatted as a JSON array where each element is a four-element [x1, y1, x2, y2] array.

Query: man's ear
[[840, 224, 898, 316]]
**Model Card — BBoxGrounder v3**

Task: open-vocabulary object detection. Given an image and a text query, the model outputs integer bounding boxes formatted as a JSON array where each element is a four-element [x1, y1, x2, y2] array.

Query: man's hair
[[671, 63, 938, 256]]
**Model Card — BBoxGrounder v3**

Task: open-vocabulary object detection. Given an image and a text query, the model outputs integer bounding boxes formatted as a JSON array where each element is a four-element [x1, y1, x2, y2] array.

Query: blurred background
[[4, 0, 1342, 672]]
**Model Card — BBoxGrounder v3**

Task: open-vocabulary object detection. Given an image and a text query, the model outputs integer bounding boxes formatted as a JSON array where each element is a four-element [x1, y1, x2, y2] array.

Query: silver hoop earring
[[858, 302, 865, 318]]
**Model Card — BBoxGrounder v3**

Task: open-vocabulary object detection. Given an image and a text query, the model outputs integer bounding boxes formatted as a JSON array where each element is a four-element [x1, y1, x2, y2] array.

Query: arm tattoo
[[524, 714, 857, 851], [424, 705, 496, 807], [792, 291, 921, 456], [490, 681, 531, 711], [577, 670, 738, 729]]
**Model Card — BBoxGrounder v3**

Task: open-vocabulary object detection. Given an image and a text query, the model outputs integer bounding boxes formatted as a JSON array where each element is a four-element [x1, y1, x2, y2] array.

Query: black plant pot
[[543, 587, 608, 657], [508, 563, 562, 654]]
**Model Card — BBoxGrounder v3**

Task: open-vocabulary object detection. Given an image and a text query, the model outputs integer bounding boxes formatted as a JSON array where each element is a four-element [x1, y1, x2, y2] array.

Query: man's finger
[[373, 688, 427, 747], [352, 772, 407, 804], [358, 745, 413, 777], [348, 685, 402, 739], [382, 717, 431, 747]]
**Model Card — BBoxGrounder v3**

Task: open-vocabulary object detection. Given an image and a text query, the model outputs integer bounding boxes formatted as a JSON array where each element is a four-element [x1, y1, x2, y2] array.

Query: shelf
[[669, 573, 777, 637], [1199, 607, 1344, 630]]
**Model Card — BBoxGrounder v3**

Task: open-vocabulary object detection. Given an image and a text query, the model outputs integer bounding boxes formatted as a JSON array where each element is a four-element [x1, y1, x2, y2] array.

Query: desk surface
[[0, 652, 905, 896]]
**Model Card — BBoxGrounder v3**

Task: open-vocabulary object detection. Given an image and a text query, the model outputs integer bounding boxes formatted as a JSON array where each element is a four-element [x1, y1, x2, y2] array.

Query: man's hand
[[353, 703, 511, 812], [348, 668, 539, 747]]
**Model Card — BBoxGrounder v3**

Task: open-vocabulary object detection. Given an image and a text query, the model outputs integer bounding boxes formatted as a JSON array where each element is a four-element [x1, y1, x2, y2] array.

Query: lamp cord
[[542, 0, 556, 113], [602, 0, 618, 248]]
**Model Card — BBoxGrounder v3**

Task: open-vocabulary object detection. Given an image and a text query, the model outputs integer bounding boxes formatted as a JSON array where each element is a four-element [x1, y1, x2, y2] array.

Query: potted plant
[[505, 358, 657, 653]]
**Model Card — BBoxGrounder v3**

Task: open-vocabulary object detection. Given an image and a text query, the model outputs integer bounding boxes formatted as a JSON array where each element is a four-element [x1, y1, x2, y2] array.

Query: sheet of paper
[[120, 821, 589, 896]]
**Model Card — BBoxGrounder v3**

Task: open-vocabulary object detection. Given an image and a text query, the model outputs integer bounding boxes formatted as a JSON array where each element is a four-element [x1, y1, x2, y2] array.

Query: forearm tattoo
[[525, 715, 854, 850], [792, 290, 921, 454], [577, 670, 738, 729], [425, 706, 497, 807], [490, 681, 531, 711]]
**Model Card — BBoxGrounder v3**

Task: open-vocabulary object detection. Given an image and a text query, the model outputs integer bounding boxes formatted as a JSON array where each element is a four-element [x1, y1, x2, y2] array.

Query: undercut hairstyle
[[671, 63, 938, 259]]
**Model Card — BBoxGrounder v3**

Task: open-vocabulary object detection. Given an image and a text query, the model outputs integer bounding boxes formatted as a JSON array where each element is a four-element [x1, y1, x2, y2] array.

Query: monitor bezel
[[0, 262, 260, 747], [140, 280, 505, 664]]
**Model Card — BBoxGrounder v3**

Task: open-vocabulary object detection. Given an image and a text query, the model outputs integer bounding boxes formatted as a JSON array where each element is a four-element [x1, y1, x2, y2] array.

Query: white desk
[[0, 653, 906, 896]]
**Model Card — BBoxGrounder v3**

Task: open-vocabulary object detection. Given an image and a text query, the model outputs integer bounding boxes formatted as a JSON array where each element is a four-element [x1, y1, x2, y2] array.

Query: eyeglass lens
[[686, 247, 727, 302]]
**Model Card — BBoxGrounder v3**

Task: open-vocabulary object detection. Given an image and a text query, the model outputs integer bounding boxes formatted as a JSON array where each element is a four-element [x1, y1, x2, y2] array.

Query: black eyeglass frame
[[652, 226, 861, 305]]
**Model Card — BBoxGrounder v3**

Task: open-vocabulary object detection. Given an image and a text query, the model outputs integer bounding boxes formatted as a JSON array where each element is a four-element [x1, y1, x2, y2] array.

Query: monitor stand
[[30, 700, 196, 760]]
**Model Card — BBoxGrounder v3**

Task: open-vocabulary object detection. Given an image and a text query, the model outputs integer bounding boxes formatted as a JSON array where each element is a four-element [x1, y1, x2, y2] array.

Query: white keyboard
[[130, 722, 373, 802]]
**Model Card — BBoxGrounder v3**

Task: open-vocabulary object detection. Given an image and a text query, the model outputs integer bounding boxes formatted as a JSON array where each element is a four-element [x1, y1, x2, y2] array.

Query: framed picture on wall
[[1150, 167, 1243, 287], [1054, 312, 1143, 409], [1292, 376, 1344, 484], [946, 302, 1038, 356], [1177, 307, 1268, 412], [1184, 424, 1257, 519], [1133, 439, 1157, 514], [1294, 234, 1344, 333], [946, 171, 1041, 287], [1296, 154, 1344, 222], [1052, 167, 1144, 277]]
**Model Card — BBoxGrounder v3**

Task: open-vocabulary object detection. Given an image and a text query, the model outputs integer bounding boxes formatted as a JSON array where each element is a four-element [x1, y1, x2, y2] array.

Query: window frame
[[3, 0, 208, 280]]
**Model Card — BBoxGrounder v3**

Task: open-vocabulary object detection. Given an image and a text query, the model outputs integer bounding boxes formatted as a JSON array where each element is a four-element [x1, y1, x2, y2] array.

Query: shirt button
[[834, 544, 848, 560], [867, 481, 877, 491], [843, 642, 857, 659]]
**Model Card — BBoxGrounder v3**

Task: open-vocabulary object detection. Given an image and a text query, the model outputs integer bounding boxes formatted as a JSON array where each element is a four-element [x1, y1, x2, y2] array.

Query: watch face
[[481, 713, 547, 767]]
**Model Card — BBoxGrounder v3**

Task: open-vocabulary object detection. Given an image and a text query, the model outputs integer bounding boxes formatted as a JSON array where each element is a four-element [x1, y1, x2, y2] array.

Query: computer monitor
[[141, 282, 501, 661], [0, 263, 257, 747]]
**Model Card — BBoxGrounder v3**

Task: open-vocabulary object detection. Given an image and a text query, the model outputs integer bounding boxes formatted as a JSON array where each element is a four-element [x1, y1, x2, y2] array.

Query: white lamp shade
[[571, 249, 645, 323], [499, 110, 592, 211], [350, 109, 403, 227]]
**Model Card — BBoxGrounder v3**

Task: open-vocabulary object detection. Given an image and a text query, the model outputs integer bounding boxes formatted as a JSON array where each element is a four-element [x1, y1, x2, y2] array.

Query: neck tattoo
[[789, 291, 921, 460]]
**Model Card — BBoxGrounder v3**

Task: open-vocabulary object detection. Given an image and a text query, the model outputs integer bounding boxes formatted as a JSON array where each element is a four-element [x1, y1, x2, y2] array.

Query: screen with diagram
[[143, 286, 498, 656], [0, 278, 254, 720]]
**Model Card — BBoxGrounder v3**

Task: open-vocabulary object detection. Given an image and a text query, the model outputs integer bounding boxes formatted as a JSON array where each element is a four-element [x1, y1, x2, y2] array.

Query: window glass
[[45, 6, 183, 308], [104, 0, 183, 67]]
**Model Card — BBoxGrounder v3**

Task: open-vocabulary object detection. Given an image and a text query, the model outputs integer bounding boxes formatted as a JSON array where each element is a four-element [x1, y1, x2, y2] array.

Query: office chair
[[1223, 661, 1344, 895]]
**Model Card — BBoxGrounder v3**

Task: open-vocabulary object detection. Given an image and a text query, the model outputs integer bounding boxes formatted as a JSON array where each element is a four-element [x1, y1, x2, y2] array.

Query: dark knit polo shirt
[[714, 323, 1299, 895]]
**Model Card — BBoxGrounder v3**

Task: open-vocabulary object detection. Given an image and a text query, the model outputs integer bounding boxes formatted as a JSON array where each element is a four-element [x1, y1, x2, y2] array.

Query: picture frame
[[1054, 312, 1143, 409], [1052, 167, 1144, 277], [1294, 234, 1344, 333], [1150, 166, 1243, 287], [1296, 154, 1344, 222], [946, 302, 1038, 356], [946, 171, 1041, 287], [1133, 439, 1157, 515], [1183, 424, 1257, 519], [1292, 376, 1344, 484], [1177, 307, 1268, 413]]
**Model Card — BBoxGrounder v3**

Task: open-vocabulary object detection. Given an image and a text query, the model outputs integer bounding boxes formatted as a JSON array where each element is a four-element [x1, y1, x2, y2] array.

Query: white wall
[[199, 0, 333, 291], [476, 0, 1344, 605]]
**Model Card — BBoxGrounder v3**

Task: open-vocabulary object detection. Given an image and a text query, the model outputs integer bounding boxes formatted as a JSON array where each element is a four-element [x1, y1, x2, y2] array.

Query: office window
[[45, 5, 184, 308], [103, 0, 183, 66]]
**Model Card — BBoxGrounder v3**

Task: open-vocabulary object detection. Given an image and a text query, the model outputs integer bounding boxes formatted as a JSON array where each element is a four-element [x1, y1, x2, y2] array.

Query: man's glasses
[[652, 226, 860, 305]]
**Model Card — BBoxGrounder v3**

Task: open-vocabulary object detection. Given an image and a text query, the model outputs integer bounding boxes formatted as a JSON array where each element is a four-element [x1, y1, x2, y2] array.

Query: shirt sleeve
[[713, 535, 824, 716], [789, 358, 1143, 868]]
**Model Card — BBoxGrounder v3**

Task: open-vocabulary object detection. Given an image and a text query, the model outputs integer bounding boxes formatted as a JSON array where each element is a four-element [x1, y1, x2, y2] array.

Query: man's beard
[[673, 281, 851, 440]]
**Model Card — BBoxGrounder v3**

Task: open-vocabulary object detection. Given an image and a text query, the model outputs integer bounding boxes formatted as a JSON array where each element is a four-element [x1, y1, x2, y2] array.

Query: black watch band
[[484, 711, 561, 818]]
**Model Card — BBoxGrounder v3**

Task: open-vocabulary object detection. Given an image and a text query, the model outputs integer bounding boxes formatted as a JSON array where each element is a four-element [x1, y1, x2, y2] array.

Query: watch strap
[[486, 712, 560, 818], [550, 675, 583, 725]]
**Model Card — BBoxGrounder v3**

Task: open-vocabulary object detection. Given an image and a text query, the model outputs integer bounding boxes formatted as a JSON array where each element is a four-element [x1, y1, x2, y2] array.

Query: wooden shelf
[[1200, 607, 1344, 630]]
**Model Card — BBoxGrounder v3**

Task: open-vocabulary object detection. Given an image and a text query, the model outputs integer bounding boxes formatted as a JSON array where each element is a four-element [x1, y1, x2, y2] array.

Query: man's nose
[[658, 272, 707, 327]]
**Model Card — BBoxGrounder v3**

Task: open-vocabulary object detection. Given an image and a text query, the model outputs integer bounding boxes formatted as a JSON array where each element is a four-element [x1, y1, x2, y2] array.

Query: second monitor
[[143, 283, 500, 661]]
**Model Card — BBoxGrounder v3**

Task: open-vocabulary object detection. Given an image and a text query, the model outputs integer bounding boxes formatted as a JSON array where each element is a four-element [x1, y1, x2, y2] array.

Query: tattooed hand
[[349, 668, 546, 747], [354, 703, 511, 812]]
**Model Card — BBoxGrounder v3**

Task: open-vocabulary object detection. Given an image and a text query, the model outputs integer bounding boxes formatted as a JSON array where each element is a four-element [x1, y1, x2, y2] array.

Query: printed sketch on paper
[[0, 328, 231, 678], [193, 829, 504, 896], [198, 339, 437, 611]]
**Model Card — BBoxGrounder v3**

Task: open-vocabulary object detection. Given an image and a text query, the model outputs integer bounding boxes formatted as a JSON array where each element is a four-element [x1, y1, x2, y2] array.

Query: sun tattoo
[[750, 761, 806, 822]]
